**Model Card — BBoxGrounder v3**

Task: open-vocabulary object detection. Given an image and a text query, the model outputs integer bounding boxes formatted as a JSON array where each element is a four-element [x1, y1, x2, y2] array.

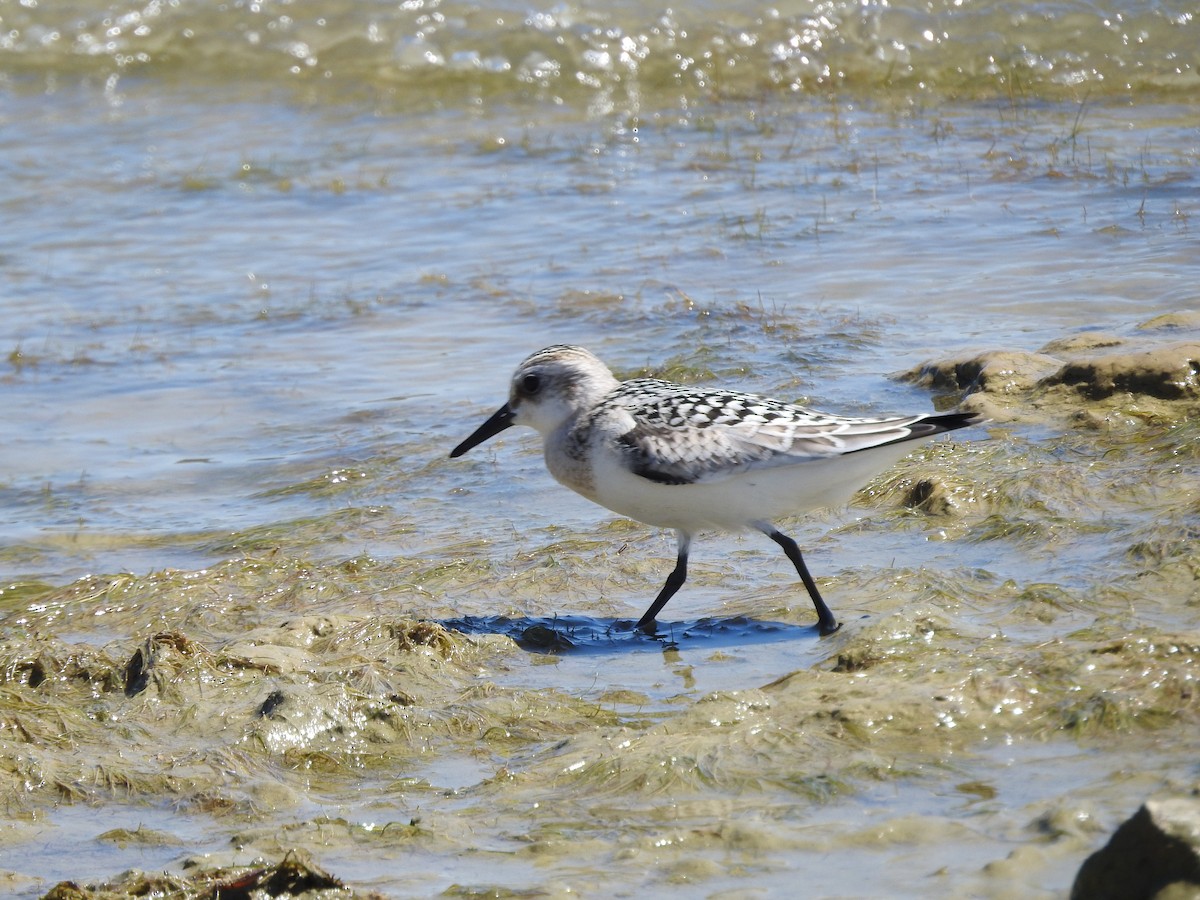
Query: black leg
[[636, 532, 691, 632], [764, 528, 840, 636]]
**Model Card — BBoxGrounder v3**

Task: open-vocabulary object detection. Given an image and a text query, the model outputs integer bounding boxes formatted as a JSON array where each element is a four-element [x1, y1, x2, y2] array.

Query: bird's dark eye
[[521, 373, 542, 395]]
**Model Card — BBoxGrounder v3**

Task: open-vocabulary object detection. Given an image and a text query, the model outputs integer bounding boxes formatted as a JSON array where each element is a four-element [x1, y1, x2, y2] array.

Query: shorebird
[[450, 345, 978, 635]]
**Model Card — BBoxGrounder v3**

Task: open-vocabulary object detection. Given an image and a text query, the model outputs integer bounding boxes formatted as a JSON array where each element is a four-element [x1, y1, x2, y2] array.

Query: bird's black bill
[[449, 403, 516, 458]]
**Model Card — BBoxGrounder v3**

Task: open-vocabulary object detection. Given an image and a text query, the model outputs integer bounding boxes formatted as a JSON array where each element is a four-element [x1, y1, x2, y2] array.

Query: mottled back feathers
[[579, 377, 970, 486]]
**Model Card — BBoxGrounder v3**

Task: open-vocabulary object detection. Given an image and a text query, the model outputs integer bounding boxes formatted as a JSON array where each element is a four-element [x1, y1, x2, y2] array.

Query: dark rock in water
[[1070, 798, 1200, 900]]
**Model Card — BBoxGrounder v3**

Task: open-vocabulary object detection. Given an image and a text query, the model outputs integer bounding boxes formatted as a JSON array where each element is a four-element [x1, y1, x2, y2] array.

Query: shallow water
[[2, 0, 1200, 896]]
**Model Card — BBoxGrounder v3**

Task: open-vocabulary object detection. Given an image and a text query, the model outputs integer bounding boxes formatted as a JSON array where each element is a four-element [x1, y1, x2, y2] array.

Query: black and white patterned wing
[[600, 380, 970, 486]]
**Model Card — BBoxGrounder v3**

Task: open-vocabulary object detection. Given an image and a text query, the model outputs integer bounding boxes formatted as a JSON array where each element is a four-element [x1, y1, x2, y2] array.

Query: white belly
[[579, 438, 932, 533]]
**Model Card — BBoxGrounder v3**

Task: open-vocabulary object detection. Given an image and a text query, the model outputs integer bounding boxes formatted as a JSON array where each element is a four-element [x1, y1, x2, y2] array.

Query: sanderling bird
[[450, 345, 979, 635]]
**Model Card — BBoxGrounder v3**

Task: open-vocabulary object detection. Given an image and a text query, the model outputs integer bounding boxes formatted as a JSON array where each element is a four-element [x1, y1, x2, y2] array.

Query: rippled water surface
[[2, 0, 1199, 895]]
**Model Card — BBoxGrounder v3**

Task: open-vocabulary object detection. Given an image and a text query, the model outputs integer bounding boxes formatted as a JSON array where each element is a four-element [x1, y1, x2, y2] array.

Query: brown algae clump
[[0, 561, 524, 815], [40, 849, 367, 900]]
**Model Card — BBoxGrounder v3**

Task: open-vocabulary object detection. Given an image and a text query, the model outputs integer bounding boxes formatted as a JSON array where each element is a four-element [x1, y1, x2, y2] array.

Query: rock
[[1041, 342, 1200, 401], [1070, 797, 1200, 900], [1039, 333, 1126, 355], [1138, 311, 1200, 332], [898, 349, 1062, 395], [898, 334, 1200, 426]]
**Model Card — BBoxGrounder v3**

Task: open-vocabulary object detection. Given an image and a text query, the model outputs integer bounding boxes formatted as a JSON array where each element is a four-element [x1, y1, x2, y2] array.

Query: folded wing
[[601, 383, 976, 486]]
